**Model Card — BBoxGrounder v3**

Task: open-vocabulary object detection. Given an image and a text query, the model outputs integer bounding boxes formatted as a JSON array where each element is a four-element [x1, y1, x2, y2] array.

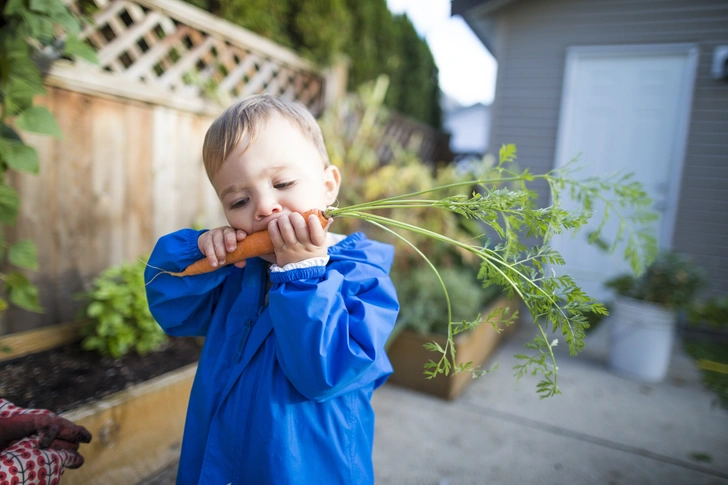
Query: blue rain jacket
[[145, 230, 399, 485]]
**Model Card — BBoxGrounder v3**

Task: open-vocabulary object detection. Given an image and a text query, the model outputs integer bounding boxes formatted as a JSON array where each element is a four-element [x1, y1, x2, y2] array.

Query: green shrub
[[185, 0, 441, 127], [688, 296, 728, 329], [605, 251, 705, 310], [78, 258, 167, 358], [392, 266, 499, 336]]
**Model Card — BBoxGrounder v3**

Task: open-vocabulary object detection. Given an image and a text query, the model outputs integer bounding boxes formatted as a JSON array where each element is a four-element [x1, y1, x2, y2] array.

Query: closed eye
[[274, 181, 296, 189], [230, 198, 249, 210]]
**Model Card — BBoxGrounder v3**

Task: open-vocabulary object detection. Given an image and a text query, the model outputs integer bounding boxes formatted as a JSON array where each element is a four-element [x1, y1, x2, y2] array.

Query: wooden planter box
[[61, 364, 195, 485], [386, 296, 518, 400], [0, 324, 196, 485]]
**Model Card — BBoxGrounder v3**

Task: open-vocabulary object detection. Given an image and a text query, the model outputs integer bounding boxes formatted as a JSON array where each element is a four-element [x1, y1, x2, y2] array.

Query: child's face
[[212, 114, 340, 235]]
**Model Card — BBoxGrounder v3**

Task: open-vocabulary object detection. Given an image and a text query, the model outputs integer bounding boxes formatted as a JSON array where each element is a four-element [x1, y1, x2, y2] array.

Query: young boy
[[145, 94, 399, 485]]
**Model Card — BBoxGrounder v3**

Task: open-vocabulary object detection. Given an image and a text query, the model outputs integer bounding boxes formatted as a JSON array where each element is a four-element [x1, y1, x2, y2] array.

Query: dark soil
[[0, 337, 202, 414]]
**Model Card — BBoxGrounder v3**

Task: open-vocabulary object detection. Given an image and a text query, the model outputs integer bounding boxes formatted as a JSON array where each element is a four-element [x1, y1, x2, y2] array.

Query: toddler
[[145, 94, 399, 485]]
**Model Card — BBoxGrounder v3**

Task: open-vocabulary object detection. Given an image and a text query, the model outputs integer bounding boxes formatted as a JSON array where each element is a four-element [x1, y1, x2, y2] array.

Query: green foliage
[[688, 296, 728, 329], [344, 2, 441, 127], [187, 0, 350, 65], [290, 0, 351, 65], [184, 0, 441, 127], [218, 0, 293, 49], [392, 267, 492, 336], [605, 252, 705, 310], [0, 0, 97, 316], [319, 76, 475, 271], [78, 258, 167, 359], [684, 341, 728, 410], [323, 126, 657, 397], [386, 14, 441, 128]]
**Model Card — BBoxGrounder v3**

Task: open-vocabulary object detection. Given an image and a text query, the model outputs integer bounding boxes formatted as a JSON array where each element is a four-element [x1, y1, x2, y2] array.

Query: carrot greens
[[324, 144, 657, 398]]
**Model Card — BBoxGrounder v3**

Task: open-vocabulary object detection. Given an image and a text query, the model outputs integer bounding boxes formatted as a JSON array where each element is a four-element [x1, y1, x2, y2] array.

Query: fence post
[[322, 55, 350, 111]]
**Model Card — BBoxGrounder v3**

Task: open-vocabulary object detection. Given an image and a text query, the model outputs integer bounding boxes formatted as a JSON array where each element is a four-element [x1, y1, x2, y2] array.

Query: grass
[[683, 340, 728, 410]]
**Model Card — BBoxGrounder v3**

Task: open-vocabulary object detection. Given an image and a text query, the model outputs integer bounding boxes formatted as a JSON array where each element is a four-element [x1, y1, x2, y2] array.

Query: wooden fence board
[[3, 88, 221, 333], [124, 102, 154, 261], [52, 90, 94, 323]]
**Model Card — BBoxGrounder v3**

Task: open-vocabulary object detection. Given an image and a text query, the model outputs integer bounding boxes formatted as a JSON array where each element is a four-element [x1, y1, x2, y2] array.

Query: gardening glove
[[0, 399, 92, 451], [0, 435, 84, 485]]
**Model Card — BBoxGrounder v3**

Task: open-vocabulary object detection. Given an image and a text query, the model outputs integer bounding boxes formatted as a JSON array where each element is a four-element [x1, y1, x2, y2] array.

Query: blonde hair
[[202, 94, 330, 180]]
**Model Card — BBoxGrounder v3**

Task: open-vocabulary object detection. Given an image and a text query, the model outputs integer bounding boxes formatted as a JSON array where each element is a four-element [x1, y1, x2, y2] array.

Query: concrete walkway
[[139, 322, 728, 485]]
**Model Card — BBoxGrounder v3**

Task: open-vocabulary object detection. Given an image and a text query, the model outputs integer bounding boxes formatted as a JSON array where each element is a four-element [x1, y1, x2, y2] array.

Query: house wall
[[485, 0, 728, 295], [444, 104, 492, 155]]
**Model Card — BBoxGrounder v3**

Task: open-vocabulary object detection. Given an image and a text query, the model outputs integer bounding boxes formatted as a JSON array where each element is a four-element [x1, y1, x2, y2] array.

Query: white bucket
[[608, 296, 676, 383]]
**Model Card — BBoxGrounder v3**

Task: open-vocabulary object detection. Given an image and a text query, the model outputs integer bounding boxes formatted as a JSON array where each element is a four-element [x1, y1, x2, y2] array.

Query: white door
[[551, 44, 698, 302]]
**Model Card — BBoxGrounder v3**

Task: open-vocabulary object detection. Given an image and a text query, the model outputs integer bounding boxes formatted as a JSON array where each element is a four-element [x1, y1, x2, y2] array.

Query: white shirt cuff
[[270, 256, 330, 273]]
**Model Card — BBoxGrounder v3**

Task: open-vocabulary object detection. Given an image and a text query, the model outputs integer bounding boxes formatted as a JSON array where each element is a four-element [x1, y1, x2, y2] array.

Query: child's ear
[[322, 165, 341, 206]]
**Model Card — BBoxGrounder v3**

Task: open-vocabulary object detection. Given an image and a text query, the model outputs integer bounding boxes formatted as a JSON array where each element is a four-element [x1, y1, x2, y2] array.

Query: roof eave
[[451, 0, 516, 17], [451, 0, 517, 58]]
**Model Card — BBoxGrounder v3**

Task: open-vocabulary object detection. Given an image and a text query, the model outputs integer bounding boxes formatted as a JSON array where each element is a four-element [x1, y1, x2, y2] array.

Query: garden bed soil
[[0, 337, 202, 414]]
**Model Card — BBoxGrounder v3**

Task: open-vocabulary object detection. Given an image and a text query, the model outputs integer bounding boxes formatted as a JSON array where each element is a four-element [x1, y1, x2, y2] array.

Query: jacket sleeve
[[144, 229, 231, 337], [268, 260, 399, 402]]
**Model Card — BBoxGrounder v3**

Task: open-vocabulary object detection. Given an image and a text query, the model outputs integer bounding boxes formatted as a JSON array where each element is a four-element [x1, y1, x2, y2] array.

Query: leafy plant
[[684, 341, 728, 409], [392, 267, 498, 336], [318, 78, 657, 398], [319, 76, 477, 273], [688, 296, 728, 329], [605, 251, 705, 310], [78, 258, 167, 358], [0, 0, 97, 317]]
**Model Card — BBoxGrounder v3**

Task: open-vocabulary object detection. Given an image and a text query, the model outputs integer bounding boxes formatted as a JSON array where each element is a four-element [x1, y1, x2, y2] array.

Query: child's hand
[[268, 213, 331, 267], [198, 226, 248, 269]]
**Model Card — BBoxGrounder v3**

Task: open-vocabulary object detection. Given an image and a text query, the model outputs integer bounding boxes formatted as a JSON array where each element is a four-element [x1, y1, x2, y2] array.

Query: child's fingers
[[276, 215, 298, 247], [223, 227, 238, 252], [290, 213, 312, 245], [211, 230, 228, 266], [268, 219, 284, 249], [308, 214, 326, 246], [233, 260, 247, 269], [200, 234, 219, 268]]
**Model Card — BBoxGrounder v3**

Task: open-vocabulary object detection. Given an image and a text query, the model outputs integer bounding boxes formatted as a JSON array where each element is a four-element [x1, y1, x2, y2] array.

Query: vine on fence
[[0, 0, 97, 317]]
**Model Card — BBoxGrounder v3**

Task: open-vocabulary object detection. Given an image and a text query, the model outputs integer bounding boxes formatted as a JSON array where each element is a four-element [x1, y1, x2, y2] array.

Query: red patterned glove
[[0, 399, 92, 450], [1, 435, 84, 485], [0, 399, 92, 485]]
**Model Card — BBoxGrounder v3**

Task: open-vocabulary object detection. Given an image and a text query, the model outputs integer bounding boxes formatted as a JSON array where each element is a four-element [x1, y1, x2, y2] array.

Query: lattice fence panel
[[67, 0, 326, 114]]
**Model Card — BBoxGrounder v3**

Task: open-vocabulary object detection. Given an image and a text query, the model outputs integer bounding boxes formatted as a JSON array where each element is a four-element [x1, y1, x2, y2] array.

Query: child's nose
[[255, 197, 282, 221]]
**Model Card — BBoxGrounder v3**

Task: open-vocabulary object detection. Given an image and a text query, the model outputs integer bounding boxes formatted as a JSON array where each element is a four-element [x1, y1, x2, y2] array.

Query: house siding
[[484, 0, 728, 295]]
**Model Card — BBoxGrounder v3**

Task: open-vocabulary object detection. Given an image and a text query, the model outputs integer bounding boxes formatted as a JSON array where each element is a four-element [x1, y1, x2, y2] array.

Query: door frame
[[553, 43, 699, 250]]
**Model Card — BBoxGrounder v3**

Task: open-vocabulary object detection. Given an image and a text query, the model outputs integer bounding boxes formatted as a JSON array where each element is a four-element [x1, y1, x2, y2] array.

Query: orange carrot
[[167, 209, 329, 277]]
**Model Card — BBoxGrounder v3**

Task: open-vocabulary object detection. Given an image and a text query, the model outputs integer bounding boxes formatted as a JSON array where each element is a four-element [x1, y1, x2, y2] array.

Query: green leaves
[[499, 144, 517, 165], [14, 106, 62, 137], [0, 0, 99, 319], [4, 271, 43, 313], [327, 141, 657, 398], [63, 35, 98, 64], [8, 240, 39, 270], [0, 184, 20, 224], [79, 258, 167, 358], [0, 136, 40, 172]]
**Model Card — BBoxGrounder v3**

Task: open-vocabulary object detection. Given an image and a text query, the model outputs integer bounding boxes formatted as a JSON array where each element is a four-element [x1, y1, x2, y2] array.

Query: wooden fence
[[3, 0, 340, 334], [2, 0, 453, 335], [381, 112, 452, 166]]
